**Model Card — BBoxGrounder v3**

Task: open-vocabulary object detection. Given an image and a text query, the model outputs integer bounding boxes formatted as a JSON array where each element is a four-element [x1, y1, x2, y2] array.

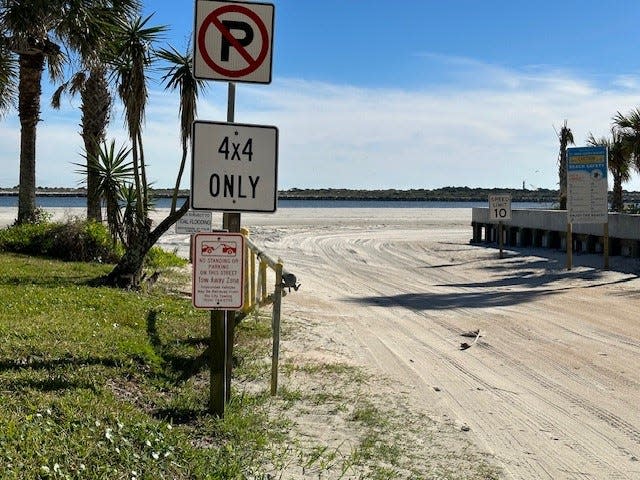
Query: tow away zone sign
[[192, 232, 245, 310]]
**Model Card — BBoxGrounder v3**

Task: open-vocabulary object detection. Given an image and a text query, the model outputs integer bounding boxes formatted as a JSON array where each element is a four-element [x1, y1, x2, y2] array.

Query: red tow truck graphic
[[201, 241, 237, 256]]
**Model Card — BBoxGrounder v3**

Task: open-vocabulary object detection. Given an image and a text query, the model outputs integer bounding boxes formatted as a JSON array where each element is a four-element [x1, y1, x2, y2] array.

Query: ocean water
[[0, 196, 555, 210]]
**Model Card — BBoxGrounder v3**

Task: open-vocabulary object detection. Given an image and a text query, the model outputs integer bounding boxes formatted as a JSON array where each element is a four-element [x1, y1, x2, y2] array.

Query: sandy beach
[[3, 206, 640, 479]]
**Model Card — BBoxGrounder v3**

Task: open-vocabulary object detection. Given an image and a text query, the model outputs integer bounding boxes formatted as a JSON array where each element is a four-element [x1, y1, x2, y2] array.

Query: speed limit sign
[[489, 194, 512, 221]]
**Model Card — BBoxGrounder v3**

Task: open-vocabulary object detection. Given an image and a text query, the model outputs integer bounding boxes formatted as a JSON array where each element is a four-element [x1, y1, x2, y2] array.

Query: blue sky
[[4, 0, 640, 190]]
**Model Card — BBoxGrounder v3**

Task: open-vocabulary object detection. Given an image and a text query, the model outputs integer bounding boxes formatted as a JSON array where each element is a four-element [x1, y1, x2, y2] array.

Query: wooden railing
[[240, 228, 299, 395]]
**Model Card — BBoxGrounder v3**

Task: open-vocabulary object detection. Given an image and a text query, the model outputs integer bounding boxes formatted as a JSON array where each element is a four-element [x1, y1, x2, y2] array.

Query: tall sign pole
[[192, 0, 276, 417]]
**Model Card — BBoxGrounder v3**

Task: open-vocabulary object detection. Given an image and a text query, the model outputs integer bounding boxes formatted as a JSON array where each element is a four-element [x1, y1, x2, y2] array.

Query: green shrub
[[0, 220, 122, 263], [145, 246, 188, 269]]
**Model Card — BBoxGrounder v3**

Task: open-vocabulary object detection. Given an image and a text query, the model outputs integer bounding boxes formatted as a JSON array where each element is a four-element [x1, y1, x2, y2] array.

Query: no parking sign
[[194, 0, 274, 83]]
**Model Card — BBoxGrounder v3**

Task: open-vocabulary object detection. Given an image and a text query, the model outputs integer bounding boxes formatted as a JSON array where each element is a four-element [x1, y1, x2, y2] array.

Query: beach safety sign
[[567, 146, 608, 224], [192, 232, 245, 309], [190, 120, 278, 213], [194, 0, 274, 84]]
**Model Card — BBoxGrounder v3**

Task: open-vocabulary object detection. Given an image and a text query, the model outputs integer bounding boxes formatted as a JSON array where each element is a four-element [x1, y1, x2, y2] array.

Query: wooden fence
[[240, 228, 299, 395]]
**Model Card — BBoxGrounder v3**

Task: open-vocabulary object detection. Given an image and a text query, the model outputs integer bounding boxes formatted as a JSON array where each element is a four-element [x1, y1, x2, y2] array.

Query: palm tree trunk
[[104, 200, 189, 288], [559, 145, 567, 210], [81, 68, 111, 222], [612, 175, 624, 212], [171, 139, 189, 213], [17, 53, 44, 224], [130, 138, 144, 220], [138, 130, 148, 214]]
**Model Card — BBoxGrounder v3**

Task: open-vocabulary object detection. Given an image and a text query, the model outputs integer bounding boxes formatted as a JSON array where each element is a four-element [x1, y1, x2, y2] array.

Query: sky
[[4, 0, 640, 191]]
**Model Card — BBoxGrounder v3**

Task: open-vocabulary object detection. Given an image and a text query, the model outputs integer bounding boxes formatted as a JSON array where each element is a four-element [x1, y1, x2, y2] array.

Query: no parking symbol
[[194, 0, 274, 84]]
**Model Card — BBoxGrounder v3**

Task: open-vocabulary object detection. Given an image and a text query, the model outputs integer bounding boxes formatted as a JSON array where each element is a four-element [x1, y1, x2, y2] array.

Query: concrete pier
[[471, 208, 640, 257]]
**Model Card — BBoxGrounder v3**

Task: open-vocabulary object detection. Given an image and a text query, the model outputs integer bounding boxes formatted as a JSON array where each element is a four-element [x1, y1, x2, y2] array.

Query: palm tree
[[110, 15, 167, 220], [613, 109, 640, 169], [587, 129, 630, 212], [156, 45, 207, 213], [51, 0, 140, 222], [556, 120, 575, 210], [1, 0, 68, 223], [104, 17, 198, 288], [1, 0, 141, 224]]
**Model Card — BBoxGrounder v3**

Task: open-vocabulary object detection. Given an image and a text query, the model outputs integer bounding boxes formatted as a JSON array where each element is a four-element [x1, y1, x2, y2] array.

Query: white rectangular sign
[[191, 121, 278, 213], [175, 210, 213, 234], [567, 146, 608, 224], [192, 232, 245, 310], [489, 194, 512, 221], [194, 0, 274, 84]]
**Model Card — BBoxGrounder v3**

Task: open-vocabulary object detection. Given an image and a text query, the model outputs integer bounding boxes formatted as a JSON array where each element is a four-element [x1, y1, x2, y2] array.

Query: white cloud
[[3, 57, 640, 191]]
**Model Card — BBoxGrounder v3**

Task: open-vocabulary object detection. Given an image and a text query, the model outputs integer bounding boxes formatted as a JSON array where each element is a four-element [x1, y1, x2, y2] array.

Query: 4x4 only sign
[[191, 120, 278, 212], [194, 0, 274, 84]]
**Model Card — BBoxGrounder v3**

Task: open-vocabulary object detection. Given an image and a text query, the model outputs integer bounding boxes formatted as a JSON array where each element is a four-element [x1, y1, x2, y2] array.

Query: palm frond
[[0, 42, 17, 115]]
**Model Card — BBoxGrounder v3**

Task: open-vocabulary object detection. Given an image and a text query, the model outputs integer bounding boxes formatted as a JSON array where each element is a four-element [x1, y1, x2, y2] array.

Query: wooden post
[[260, 261, 267, 303], [240, 228, 251, 310], [221, 82, 239, 404], [566, 222, 573, 270], [271, 262, 283, 396], [250, 251, 256, 308], [498, 221, 504, 259], [604, 221, 609, 270], [210, 310, 225, 416], [224, 312, 234, 402]]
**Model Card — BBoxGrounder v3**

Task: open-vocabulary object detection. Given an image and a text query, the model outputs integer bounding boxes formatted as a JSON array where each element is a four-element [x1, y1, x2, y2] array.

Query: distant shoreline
[[3, 187, 640, 203], [0, 187, 560, 203]]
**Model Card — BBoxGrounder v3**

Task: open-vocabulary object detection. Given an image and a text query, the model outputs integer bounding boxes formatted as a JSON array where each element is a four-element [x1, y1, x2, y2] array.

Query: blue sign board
[[567, 146, 608, 223]]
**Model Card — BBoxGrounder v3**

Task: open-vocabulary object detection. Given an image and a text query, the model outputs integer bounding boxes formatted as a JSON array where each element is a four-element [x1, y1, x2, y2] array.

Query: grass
[[0, 252, 503, 479], [0, 252, 286, 479]]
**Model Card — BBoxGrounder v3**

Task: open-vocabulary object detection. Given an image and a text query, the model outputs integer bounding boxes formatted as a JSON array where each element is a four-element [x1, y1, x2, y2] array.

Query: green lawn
[[0, 253, 283, 479]]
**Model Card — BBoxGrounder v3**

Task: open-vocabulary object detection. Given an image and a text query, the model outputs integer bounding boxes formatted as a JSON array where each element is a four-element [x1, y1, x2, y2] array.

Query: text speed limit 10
[[191, 121, 278, 213], [488, 194, 512, 221]]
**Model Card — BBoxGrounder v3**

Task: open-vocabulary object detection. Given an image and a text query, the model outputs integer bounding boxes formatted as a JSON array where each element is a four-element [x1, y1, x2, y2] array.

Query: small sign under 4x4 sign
[[175, 210, 213, 234], [192, 232, 245, 310]]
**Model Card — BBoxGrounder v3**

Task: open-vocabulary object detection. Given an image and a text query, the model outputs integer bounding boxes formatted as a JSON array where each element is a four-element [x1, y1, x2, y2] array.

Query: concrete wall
[[471, 208, 640, 257], [472, 209, 640, 239]]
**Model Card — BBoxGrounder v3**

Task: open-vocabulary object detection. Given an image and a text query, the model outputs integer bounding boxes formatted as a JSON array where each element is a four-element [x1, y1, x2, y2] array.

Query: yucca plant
[[77, 139, 133, 245]]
